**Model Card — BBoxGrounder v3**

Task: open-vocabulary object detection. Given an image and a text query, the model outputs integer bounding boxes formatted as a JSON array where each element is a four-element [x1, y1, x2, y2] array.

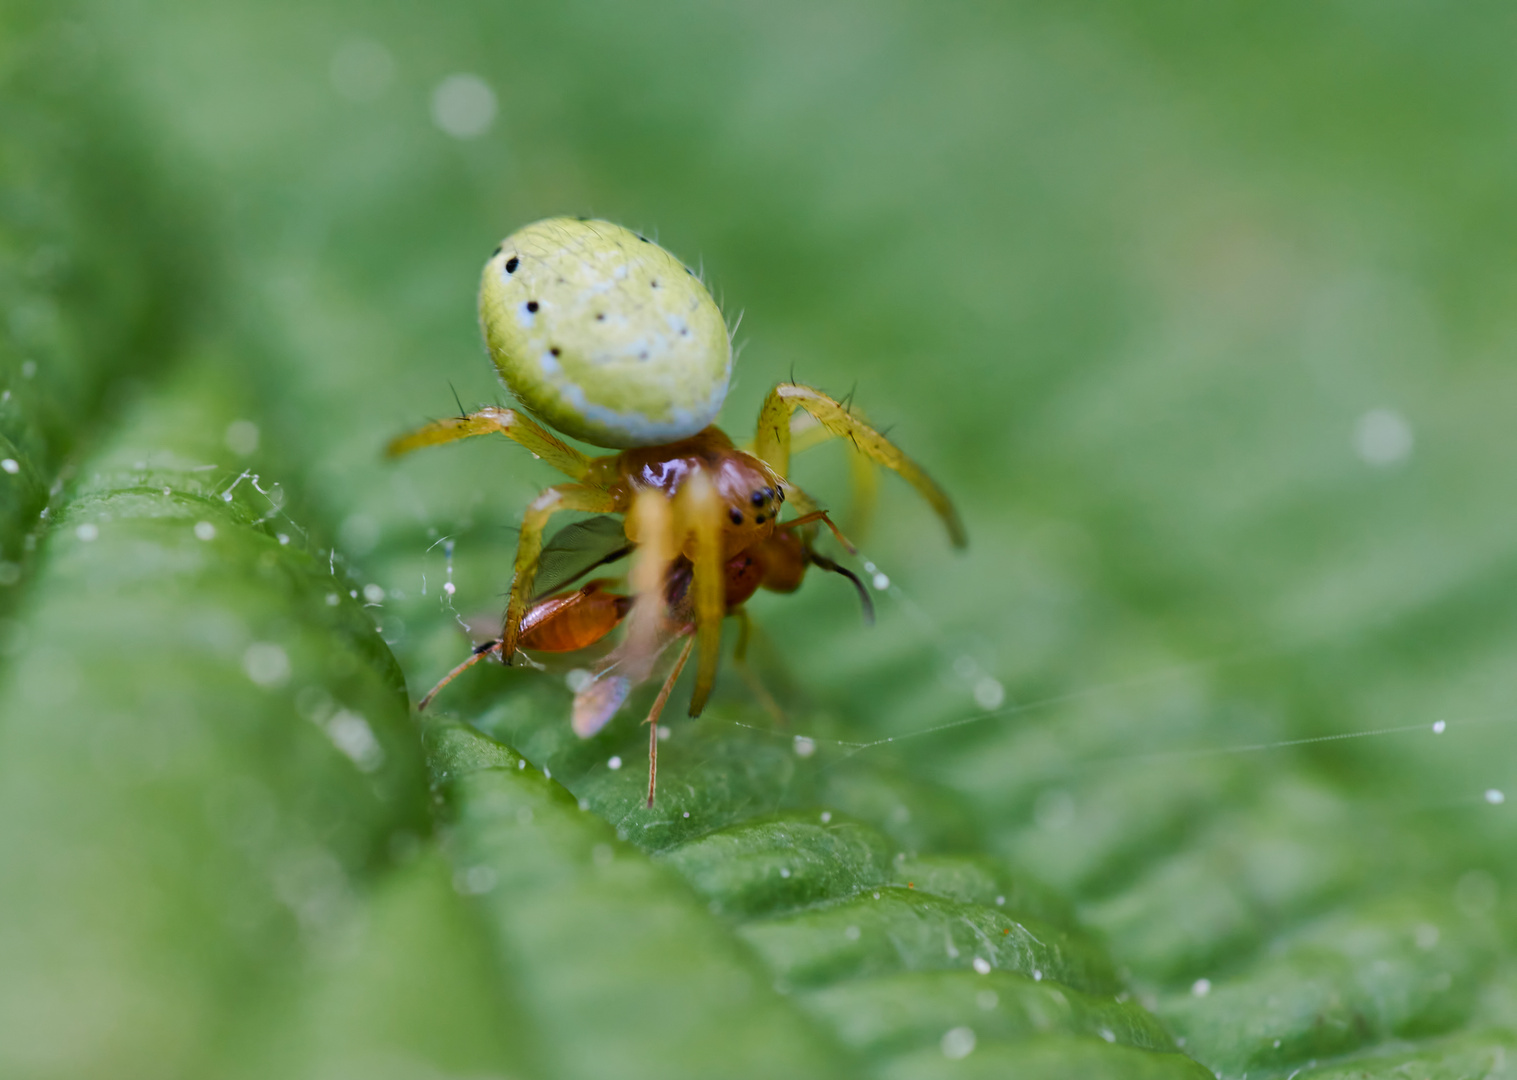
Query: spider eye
[[504, 255, 519, 273], [729, 508, 743, 525], [750, 490, 766, 507]]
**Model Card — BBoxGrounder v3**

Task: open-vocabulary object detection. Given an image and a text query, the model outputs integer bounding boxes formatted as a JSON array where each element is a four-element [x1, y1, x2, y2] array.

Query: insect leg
[[777, 508, 858, 554], [501, 483, 618, 660], [417, 638, 501, 710], [644, 635, 695, 807], [386, 406, 592, 481]]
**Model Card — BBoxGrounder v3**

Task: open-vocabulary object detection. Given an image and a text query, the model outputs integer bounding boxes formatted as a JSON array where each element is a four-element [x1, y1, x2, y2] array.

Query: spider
[[388, 218, 965, 803]]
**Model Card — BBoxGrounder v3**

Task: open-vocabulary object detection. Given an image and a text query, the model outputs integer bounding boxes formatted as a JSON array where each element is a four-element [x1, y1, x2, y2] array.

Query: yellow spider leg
[[732, 608, 786, 726], [622, 488, 674, 686], [386, 406, 591, 481], [501, 483, 617, 659], [679, 469, 725, 716], [784, 411, 880, 541], [755, 383, 966, 548], [845, 438, 879, 540], [780, 480, 820, 518], [785, 411, 833, 456]]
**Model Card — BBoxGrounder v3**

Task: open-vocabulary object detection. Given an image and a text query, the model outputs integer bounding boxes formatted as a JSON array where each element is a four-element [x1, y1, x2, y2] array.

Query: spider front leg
[[755, 383, 967, 547], [786, 409, 880, 541], [677, 469, 726, 717], [387, 406, 591, 481], [500, 483, 618, 660]]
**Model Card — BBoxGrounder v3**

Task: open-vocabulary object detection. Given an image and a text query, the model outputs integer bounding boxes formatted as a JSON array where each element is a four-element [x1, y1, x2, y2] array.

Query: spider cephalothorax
[[388, 217, 965, 803]]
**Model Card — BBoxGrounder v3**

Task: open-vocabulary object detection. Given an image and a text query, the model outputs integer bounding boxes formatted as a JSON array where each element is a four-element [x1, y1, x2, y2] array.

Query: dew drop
[[431, 73, 496, 138], [1355, 407, 1414, 466], [973, 676, 1005, 711], [224, 419, 260, 456], [330, 38, 394, 102], [243, 642, 291, 688], [940, 1026, 976, 1061]]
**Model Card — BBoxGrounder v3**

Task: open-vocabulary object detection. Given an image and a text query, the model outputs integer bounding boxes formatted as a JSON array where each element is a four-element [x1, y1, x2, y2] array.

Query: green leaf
[[8, 0, 1517, 1077]]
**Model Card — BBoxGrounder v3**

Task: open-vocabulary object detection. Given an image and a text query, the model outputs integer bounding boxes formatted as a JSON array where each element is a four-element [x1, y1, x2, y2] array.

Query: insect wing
[[572, 674, 633, 737], [532, 514, 634, 599]]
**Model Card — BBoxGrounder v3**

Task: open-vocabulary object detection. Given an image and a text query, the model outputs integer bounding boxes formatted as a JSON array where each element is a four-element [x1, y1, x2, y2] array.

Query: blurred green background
[[5, 0, 1517, 1077]]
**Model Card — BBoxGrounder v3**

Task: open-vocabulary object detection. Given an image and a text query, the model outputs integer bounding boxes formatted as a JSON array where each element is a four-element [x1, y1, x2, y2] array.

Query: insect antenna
[[807, 551, 875, 626], [418, 639, 502, 710]]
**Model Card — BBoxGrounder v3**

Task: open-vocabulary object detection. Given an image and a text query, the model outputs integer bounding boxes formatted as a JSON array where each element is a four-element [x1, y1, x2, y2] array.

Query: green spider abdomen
[[479, 217, 732, 449]]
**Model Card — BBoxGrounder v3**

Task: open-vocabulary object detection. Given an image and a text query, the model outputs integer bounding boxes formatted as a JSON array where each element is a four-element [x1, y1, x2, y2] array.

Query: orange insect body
[[516, 580, 631, 653], [516, 533, 813, 658]]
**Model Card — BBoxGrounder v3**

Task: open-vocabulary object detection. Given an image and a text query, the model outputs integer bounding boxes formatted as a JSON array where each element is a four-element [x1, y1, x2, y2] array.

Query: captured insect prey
[[387, 217, 966, 805]]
